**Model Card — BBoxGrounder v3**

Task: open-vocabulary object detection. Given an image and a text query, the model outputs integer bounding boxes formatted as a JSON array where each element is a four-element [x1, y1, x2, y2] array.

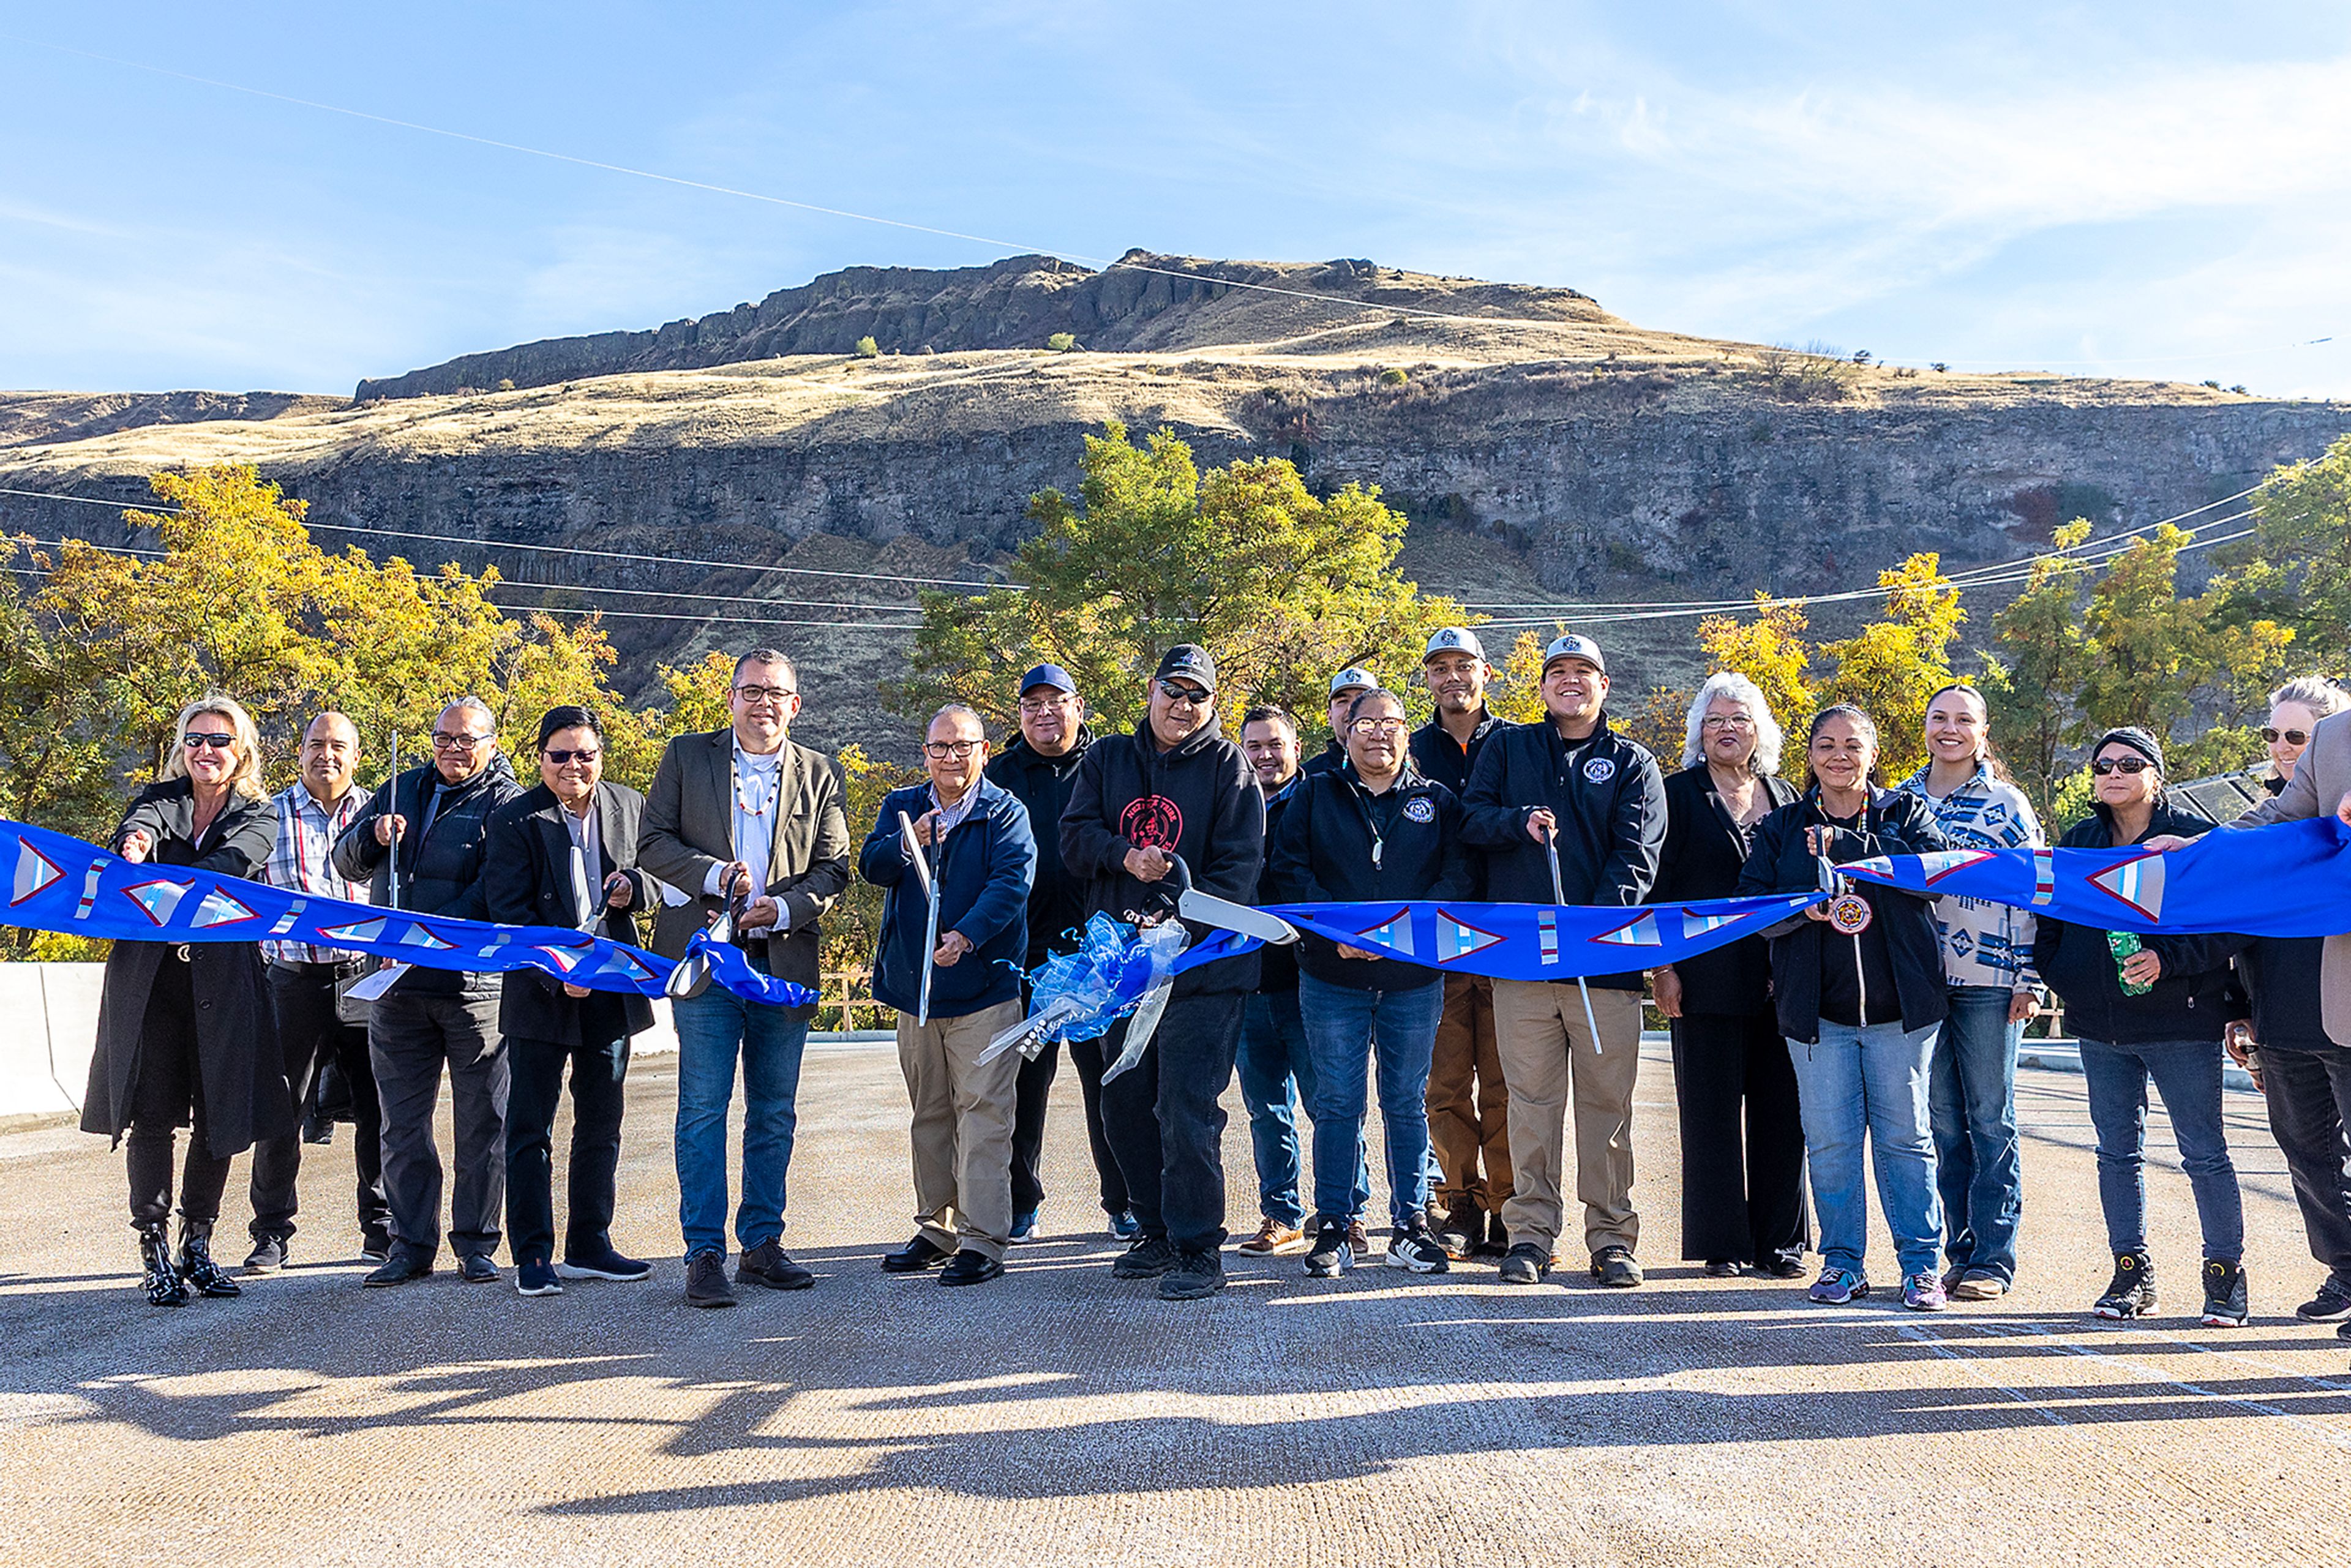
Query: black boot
[[138, 1223, 190, 1307], [176, 1217, 242, 1299]]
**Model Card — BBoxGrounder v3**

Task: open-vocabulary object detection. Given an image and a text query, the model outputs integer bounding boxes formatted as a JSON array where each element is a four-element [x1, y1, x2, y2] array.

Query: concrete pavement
[[1, 1037, 2345, 1566]]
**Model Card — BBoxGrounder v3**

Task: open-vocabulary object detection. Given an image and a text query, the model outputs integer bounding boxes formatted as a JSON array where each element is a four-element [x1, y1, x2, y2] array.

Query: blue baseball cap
[[1018, 663, 1077, 697]]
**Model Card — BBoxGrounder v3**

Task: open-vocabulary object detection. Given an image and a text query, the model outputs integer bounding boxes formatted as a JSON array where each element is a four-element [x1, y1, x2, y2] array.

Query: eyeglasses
[[2262, 727, 2309, 746], [542, 748, 601, 765], [1349, 717, 1408, 737], [733, 683, 797, 704], [924, 739, 983, 759], [1018, 693, 1078, 714], [2090, 756, 2153, 776], [1700, 715, 1754, 730], [432, 732, 492, 752], [183, 732, 235, 751], [1158, 681, 1212, 707]]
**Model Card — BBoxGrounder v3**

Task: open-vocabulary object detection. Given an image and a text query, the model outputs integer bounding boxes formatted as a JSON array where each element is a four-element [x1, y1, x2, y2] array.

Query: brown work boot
[[1237, 1217, 1307, 1256]]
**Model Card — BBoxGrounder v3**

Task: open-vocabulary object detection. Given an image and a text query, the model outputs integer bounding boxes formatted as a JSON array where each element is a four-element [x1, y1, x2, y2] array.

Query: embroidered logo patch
[[1583, 756, 1617, 785], [1119, 795, 1185, 851], [1403, 797, 1436, 823]]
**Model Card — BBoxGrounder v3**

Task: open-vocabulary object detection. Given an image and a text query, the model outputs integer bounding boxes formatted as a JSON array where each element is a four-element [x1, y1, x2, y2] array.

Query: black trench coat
[[81, 778, 293, 1156]]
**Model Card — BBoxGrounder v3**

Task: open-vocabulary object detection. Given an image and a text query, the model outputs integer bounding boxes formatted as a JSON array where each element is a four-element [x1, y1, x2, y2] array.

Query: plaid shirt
[[263, 779, 371, 964]]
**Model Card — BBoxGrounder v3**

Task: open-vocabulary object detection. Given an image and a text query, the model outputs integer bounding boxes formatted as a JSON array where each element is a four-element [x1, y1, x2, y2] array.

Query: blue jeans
[[2079, 1036, 2244, 1262], [1929, 985, 2025, 1283], [672, 985, 811, 1257], [1297, 972, 1444, 1228], [1785, 1021, 1944, 1278], [1238, 990, 1368, 1226]]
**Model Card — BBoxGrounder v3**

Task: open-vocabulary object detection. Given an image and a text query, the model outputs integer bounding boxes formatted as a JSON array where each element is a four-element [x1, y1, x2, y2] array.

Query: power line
[[0, 484, 1010, 590]]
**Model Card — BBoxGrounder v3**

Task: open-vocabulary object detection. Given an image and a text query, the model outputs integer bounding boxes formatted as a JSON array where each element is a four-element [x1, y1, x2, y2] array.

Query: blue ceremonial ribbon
[[1259, 893, 1825, 981], [1840, 817, 2351, 936], [1, 818, 817, 1008]]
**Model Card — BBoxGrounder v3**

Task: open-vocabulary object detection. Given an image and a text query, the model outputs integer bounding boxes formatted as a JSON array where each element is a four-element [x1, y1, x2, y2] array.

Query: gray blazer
[[2230, 707, 2351, 1045], [638, 727, 852, 1002]]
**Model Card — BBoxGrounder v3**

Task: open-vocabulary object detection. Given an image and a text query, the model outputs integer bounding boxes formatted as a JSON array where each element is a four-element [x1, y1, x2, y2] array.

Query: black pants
[[1098, 992, 1243, 1255], [124, 958, 231, 1231], [371, 988, 508, 1261], [2260, 1042, 2351, 1287], [504, 1029, 631, 1265], [1009, 1035, 1131, 1218], [1670, 1011, 1811, 1264], [250, 964, 388, 1245]]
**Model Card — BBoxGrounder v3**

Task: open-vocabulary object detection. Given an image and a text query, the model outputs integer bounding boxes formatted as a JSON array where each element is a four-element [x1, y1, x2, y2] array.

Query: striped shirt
[[263, 779, 372, 964]]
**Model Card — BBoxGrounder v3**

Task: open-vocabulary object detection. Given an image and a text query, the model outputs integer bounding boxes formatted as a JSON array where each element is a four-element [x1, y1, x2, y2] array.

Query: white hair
[[2269, 676, 2349, 719], [1681, 671, 1785, 774]]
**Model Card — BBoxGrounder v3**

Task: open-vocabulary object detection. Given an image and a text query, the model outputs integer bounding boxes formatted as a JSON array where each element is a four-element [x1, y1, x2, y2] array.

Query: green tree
[[1695, 597, 1818, 774], [1979, 520, 2096, 814], [887, 424, 1467, 737], [2233, 432, 2351, 672]]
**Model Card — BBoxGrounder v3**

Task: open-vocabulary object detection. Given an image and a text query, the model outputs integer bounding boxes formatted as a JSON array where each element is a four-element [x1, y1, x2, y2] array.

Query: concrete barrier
[[0, 962, 103, 1120]]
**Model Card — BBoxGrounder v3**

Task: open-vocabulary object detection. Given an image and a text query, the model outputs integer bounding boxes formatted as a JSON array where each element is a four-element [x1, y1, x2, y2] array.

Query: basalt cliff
[[4, 250, 2345, 753]]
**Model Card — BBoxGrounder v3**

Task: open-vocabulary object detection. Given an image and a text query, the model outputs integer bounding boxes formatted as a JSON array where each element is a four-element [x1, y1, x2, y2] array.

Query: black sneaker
[[1385, 1215, 1451, 1276], [1591, 1245, 1644, 1289], [2294, 1277, 2351, 1322], [2200, 1258, 2249, 1327], [516, 1258, 563, 1297], [557, 1246, 652, 1283], [1110, 1234, 1178, 1278], [241, 1236, 290, 1275], [2093, 1250, 2156, 1319], [1303, 1217, 1354, 1278], [1498, 1241, 1552, 1285], [1158, 1248, 1226, 1300], [359, 1229, 392, 1265], [683, 1248, 735, 1308]]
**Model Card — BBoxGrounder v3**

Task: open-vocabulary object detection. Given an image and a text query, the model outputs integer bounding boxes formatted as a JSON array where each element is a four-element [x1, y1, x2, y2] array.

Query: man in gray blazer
[[639, 648, 852, 1307]]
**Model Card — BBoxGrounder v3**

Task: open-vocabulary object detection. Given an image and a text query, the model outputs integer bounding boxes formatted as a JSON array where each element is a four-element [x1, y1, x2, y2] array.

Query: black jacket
[[1256, 775, 1303, 992], [83, 779, 292, 1155], [1654, 764, 1802, 1018], [2232, 776, 2329, 1052], [1267, 763, 1474, 991], [1736, 786, 1951, 1044], [1302, 738, 1348, 779], [1061, 718, 1265, 996], [985, 727, 1093, 967], [481, 782, 658, 1047], [2033, 800, 2249, 1046], [1460, 713, 1667, 991], [334, 754, 524, 997], [1408, 710, 1501, 798]]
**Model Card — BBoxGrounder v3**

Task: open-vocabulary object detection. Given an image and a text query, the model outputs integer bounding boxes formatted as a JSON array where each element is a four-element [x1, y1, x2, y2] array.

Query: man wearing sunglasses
[[640, 648, 852, 1308], [333, 696, 525, 1288], [482, 707, 659, 1299], [1062, 644, 1267, 1300]]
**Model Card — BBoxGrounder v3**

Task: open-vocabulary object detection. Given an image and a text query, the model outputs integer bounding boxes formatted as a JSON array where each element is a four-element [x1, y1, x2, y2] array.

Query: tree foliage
[[887, 424, 1466, 744]]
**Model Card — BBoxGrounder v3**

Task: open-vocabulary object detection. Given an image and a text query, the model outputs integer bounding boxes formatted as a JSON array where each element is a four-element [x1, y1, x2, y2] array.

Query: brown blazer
[[2230, 707, 2351, 1045], [638, 727, 852, 1000]]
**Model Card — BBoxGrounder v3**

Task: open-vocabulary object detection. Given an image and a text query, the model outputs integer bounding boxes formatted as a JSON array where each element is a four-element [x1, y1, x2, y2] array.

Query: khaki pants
[[1491, 979, 1643, 1256], [897, 999, 1023, 1261], [1427, 974, 1512, 1217]]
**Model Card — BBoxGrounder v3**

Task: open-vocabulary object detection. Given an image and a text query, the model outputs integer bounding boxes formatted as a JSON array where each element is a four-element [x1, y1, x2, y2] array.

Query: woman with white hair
[[81, 695, 291, 1307], [1649, 672, 1809, 1277], [2229, 675, 2351, 1325]]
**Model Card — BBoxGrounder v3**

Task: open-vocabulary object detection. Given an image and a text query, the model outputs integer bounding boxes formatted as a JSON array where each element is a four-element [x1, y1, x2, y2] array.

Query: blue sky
[[3, 2, 2347, 397]]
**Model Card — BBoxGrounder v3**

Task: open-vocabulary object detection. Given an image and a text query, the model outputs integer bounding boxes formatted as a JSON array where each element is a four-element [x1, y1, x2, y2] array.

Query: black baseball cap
[[1154, 644, 1217, 694]]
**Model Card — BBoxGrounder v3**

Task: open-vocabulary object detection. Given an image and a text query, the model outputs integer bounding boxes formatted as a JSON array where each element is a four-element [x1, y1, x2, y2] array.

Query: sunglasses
[[182, 732, 236, 751], [2262, 727, 2309, 746], [1158, 681, 1212, 707], [542, 748, 601, 765], [2090, 756, 2153, 776]]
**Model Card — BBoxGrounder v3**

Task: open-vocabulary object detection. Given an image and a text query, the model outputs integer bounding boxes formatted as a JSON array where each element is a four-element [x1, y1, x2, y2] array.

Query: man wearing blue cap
[[1461, 631, 1667, 1289], [985, 664, 1134, 1241]]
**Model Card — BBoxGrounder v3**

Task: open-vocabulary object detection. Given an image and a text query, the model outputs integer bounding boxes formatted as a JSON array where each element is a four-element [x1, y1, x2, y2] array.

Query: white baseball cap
[[1542, 632, 1607, 675], [1329, 666, 1378, 697], [1422, 627, 1487, 664]]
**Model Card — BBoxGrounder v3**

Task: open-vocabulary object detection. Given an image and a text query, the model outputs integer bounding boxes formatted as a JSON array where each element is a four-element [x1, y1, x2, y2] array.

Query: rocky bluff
[[3, 252, 2344, 752]]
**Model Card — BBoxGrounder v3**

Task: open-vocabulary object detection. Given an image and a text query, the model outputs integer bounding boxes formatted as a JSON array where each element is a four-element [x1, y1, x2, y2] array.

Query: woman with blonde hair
[[82, 694, 291, 1306]]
